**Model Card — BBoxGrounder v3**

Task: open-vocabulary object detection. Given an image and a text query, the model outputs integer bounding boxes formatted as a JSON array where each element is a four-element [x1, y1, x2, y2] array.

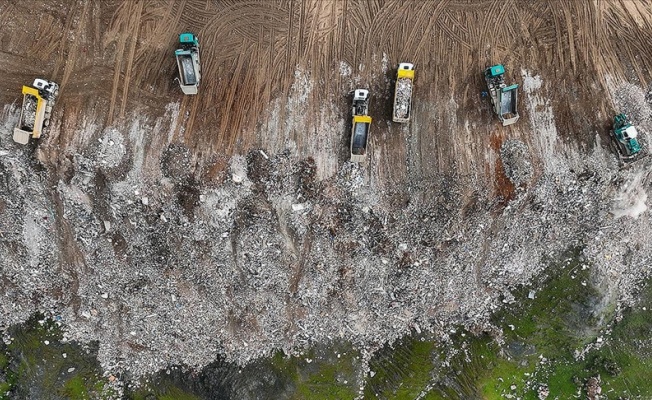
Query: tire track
[[139, 0, 187, 89], [336, 0, 347, 95], [120, 0, 144, 119], [184, 94, 201, 144], [106, 1, 131, 125], [562, 3, 577, 73], [59, 0, 90, 91], [478, 0, 503, 51], [172, 94, 190, 143], [51, 0, 79, 81]]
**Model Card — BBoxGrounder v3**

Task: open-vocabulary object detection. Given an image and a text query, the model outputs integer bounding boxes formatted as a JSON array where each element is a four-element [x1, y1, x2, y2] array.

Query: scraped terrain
[[2, 0, 652, 393]]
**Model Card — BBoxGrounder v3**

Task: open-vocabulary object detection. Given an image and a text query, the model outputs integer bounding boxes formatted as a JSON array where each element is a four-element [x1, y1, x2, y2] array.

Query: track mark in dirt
[[51, 190, 87, 316], [59, 0, 90, 91], [411, 0, 450, 56], [51, 1, 77, 81], [489, 131, 515, 205], [183, 94, 201, 143], [119, 1, 144, 119], [172, 95, 191, 143], [479, 0, 504, 54], [107, 2, 130, 125]]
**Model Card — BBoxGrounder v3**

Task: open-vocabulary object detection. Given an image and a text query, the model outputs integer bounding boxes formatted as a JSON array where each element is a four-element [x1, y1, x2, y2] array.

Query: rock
[[585, 376, 601, 399], [537, 384, 549, 399], [67, 367, 75, 373]]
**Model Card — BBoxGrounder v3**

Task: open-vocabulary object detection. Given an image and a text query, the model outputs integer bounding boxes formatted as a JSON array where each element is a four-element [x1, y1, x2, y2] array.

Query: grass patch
[[3, 314, 110, 399], [365, 336, 436, 399], [62, 375, 89, 399], [410, 247, 619, 399], [281, 343, 359, 400]]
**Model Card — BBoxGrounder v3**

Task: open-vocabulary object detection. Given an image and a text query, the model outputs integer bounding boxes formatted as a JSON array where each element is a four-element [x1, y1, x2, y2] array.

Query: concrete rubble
[[394, 78, 412, 119], [0, 77, 651, 394], [500, 139, 533, 187]]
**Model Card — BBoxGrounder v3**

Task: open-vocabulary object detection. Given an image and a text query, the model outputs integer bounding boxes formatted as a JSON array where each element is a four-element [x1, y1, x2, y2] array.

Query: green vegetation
[[0, 313, 112, 400], [365, 337, 435, 399], [3, 248, 652, 399], [281, 344, 359, 400], [363, 247, 652, 399]]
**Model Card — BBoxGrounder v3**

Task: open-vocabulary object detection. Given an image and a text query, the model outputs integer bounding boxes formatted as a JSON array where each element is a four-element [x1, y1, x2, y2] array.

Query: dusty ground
[[2, 0, 652, 395]]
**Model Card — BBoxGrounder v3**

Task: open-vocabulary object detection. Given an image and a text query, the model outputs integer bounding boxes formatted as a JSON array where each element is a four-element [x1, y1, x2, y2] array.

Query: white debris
[[394, 78, 412, 119]]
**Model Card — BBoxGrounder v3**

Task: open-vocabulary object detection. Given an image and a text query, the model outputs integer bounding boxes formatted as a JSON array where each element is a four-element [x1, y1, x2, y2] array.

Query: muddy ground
[[2, 0, 652, 396]]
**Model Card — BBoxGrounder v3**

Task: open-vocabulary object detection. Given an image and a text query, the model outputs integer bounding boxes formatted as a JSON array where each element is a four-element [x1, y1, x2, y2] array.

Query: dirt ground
[[2, 0, 652, 388], [2, 0, 652, 186]]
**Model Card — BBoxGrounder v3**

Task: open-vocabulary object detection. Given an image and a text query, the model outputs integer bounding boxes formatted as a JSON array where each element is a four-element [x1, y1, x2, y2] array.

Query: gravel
[[500, 139, 533, 187]]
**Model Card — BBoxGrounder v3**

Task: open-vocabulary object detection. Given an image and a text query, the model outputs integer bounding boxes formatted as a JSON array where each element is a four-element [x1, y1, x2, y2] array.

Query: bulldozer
[[175, 32, 201, 95], [610, 113, 643, 162]]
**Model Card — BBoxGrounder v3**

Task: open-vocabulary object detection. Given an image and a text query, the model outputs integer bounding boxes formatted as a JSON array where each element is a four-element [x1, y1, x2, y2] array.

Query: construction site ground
[[2, 0, 652, 397]]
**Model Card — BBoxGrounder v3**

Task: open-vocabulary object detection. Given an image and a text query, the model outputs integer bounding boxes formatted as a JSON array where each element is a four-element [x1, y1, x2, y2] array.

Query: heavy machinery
[[350, 89, 372, 163], [611, 113, 642, 161], [13, 79, 59, 145], [484, 64, 519, 126], [175, 32, 201, 95], [393, 62, 414, 123]]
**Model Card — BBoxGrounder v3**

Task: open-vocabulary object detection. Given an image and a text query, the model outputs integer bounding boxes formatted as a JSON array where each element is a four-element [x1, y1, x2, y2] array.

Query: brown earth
[[3, 0, 652, 187]]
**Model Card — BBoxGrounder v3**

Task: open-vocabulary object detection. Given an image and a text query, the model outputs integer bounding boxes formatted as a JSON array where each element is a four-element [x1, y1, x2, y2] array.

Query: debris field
[[1, 1, 652, 394]]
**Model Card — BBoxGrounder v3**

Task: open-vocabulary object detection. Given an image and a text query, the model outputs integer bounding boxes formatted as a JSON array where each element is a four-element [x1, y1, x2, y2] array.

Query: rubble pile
[[585, 376, 602, 400], [0, 82, 651, 388], [394, 78, 412, 119], [500, 139, 533, 187], [21, 96, 36, 128]]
